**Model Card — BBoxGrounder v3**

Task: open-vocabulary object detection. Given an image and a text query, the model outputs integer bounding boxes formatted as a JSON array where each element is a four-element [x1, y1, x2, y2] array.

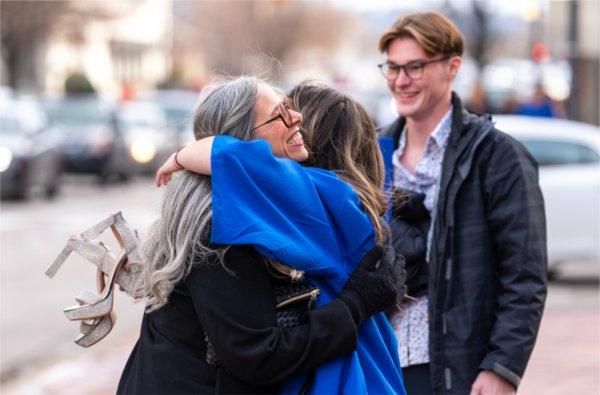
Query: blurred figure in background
[[466, 79, 492, 115], [377, 11, 548, 394], [514, 83, 565, 118]]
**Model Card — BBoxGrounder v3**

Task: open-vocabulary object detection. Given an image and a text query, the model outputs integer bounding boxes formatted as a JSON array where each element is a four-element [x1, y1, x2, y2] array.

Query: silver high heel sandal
[[63, 251, 128, 321], [73, 271, 118, 348], [46, 212, 140, 347], [45, 212, 143, 296]]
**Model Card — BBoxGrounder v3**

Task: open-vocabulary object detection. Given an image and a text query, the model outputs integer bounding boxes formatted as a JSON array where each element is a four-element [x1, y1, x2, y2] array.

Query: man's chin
[[395, 99, 421, 119], [396, 106, 417, 118]]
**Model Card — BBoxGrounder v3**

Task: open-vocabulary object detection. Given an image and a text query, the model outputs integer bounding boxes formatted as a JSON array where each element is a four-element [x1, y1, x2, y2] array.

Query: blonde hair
[[379, 11, 464, 57]]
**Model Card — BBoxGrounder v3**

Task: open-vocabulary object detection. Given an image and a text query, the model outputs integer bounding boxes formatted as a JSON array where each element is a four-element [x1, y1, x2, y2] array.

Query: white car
[[494, 115, 600, 273]]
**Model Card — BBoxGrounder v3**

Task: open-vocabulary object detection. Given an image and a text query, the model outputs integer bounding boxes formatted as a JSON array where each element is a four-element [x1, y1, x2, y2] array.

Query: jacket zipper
[[276, 289, 320, 309]]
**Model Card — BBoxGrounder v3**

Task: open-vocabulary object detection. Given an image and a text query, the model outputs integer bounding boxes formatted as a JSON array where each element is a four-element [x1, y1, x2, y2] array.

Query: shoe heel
[[75, 311, 116, 348]]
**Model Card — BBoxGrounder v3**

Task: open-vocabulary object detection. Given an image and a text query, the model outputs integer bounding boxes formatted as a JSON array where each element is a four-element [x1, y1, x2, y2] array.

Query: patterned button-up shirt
[[391, 107, 452, 367]]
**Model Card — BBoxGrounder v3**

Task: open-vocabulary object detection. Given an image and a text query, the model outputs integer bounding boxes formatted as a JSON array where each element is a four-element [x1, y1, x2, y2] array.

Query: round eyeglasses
[[251, 96, 296, 131]]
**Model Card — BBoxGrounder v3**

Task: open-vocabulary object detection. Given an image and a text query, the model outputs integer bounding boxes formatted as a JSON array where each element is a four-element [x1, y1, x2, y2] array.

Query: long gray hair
[[137, 76, 259, 312]]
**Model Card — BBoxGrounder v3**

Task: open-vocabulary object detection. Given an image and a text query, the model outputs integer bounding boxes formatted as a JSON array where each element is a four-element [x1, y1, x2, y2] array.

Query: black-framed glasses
[[378, 56, 451, 81], [251, 96, 296, 131]]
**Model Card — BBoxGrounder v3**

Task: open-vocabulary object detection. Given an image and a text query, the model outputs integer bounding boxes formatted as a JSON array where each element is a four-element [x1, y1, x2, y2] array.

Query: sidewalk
[[2, 285, 598, 394], [1, 332, 138, 395], [518, 309, 599, 394]]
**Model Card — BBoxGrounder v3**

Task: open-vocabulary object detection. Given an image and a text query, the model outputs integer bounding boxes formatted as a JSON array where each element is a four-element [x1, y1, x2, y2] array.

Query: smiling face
[[386, 37, 460, 122], [252, 84, 308, 162]]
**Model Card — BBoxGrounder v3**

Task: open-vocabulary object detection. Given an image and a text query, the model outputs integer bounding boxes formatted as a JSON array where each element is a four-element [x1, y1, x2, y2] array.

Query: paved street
[[0, 176, 159, 381], [1, 177, 598, 394]]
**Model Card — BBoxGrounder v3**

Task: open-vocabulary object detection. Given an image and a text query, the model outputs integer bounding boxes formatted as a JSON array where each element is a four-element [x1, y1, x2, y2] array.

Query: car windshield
[[45, 100, 113, 126], [164, 108, 192, 128], [521, 139, 599, 166], [118, 103, 166, 129], [151, 90, 197, 129]]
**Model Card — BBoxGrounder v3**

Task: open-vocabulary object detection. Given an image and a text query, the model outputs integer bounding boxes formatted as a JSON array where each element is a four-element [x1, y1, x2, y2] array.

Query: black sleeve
[[389, 189, 429, 297], [479, 133, 548, 387], [389, 218, 428, 296], [186, 246, 357, 385]]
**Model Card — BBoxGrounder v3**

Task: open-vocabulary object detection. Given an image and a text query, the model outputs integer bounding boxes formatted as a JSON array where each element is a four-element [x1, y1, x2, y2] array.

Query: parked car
[[116, 100, 178, 174], [494, 115, 600, 273], [44, 97, 130, 182], [0, 98, 63, 200]]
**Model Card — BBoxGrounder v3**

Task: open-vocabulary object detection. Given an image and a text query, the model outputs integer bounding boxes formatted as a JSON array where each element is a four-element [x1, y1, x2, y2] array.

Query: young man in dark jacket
[[378, 12, 548, 394]]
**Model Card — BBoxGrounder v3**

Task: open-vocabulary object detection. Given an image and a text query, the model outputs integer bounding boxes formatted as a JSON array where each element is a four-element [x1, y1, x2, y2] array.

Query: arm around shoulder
[[176, 136, 214, 175], [186, 246, 357, 385], [155, 136, 214, 187]]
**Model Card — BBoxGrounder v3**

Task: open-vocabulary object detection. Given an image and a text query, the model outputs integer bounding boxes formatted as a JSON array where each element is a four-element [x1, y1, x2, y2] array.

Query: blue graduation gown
[[210, 136, 405, 394]]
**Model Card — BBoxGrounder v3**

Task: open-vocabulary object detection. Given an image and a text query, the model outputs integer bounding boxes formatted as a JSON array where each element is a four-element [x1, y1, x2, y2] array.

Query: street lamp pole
[[567, 0, 579, 120]]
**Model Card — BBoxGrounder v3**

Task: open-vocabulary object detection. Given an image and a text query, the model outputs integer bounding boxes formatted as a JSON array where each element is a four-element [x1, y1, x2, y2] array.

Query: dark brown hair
[[289, 81, 388, 243]]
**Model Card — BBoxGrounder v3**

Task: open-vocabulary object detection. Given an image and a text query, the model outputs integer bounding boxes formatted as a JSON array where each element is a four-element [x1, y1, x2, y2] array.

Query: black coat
[[383, 93, 547, 393], [118, 245, 357, 394]]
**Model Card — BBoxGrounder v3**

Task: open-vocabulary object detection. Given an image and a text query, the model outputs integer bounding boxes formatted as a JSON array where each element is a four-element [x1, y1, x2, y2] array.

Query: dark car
[[116, 100, 177, 174], [0, 107, 63, 200], [44, 97, 130, 182], [149, 89, 199, 145]]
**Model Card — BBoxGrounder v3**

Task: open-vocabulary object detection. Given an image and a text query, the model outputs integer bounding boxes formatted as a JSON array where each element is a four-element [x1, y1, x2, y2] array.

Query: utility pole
[[567, 0, 579, 119]]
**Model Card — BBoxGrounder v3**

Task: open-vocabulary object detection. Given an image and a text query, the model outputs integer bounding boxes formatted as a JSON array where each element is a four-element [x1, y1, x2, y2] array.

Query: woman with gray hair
[[118, 77, 406, 394]]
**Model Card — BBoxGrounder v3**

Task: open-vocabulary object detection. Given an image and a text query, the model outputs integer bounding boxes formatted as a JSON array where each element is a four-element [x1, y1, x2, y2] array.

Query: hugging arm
[[156, 137, 214, 187], [188, 245, 406, 386], [188, 246, 357, 385]]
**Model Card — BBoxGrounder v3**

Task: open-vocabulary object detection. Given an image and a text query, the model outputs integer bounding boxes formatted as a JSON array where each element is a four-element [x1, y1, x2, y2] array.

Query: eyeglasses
[[251, 96, 296, 131], [378, 56, 451, 81]]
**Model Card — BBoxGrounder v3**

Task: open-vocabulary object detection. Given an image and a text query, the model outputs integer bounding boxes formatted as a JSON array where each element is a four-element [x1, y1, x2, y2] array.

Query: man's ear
[[449, 56, 462, 79]]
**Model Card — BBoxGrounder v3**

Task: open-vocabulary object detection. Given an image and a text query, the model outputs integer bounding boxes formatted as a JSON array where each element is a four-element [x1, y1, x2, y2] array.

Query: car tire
[[97, 165, 112, 184], [117, 172, 130, 183], [12, 176, 28, 200], [547, 267, 560, 281], [45, 183, 59, 199]]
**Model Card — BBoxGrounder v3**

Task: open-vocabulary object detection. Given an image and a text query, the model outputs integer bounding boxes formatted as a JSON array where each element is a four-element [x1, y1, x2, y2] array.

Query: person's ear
[[448, 56, 462, 79]]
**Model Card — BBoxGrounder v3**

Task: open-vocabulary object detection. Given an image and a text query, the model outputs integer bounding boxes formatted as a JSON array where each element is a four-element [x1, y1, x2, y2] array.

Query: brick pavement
[[2, 289, 598, 394], [518, 309, 599, 395]]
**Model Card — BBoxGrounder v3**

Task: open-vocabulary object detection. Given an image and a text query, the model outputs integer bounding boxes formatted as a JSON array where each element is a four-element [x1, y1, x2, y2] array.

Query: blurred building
[[546, 1, 599, 125], [4, 0, 173, 98]]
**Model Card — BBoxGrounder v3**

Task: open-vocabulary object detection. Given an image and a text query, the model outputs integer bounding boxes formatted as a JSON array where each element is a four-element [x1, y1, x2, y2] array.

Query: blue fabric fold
[[378, 136, 395, 222], [210, 136, 404, 394]]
